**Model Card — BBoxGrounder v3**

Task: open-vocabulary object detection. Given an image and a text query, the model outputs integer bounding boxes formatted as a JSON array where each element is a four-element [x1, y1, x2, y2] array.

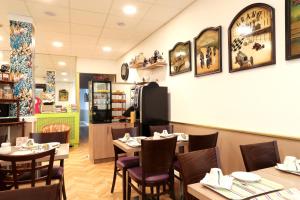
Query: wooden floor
[[64, 142, 178, 200]]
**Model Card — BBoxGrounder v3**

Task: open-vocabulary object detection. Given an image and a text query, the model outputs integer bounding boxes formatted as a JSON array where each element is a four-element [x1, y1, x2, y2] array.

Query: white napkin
[[126, 139, 141, 147], [277, 156, 300, 172], [153, 132, 161, 140], [200, 169, 233, 190]]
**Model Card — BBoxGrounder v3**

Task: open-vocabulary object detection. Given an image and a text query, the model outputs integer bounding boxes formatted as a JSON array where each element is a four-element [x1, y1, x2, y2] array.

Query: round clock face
[[121, 63, 129, 81]]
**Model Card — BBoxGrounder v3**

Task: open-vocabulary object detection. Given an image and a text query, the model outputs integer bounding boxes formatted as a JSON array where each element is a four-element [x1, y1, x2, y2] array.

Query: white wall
[[118, 0, 300, 138], [76, 58, 119, 77]]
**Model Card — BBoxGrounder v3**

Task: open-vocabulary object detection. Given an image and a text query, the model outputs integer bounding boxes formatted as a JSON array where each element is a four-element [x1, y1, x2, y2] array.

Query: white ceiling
[[0, 0, 195, 60]]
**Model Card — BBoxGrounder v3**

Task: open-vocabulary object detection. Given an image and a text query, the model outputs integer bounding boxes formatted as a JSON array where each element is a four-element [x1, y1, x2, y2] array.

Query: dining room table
[[0, 143, 69, 165], [112, 134, 189, 155], [187, 167, 300, 200]]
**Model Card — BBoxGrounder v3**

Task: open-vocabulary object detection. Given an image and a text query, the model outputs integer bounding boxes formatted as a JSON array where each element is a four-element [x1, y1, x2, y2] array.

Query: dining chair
[[0, 182, 62, 200], [127, 136, 177, 200], [41, 124, 70, 143], [111, 127, 140, 200], [177, 148, 220, 200], [149, 124, 174, 135], [0, 148, 56, 189], [174, 132, 219, 176], [30, 131, 68, 200], [0, 134, 7, 144], [240, 140, 280, 172]]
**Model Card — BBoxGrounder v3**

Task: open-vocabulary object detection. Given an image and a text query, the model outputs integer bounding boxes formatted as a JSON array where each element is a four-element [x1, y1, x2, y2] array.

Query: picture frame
[[59, 89, 69, 101], [169, 41, 192, 76], [228, 3, 276, 73], [286, 0, 300, 60], [194, 26, 222, 77]]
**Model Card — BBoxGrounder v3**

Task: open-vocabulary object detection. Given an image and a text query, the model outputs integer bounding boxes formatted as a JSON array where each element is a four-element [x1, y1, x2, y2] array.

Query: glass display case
[[89, 80, 112, 123]]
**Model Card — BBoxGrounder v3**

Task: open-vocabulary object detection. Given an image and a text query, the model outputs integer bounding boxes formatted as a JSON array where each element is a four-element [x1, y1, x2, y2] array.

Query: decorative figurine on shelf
[[0, 64, 9, 73], [34, 96, 42, 114]]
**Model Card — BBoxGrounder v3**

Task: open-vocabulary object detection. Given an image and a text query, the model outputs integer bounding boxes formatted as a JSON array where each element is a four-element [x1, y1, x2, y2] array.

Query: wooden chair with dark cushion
[[174, 132, 219, 175], [0, 134, 7, 144], [240, 141, 280, 172], [30, 132, 67, 200], [178, 148, 220, 200], [127, 136, 177, 200], [0, 182, 62, 200], [41, 124, 70, 143], [0, 149, 55, 190], [111, 127, 139, 200], [149, 124, 174, 135]]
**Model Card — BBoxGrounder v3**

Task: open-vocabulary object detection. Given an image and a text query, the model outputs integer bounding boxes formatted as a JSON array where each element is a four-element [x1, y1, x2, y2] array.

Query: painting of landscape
[[286, 0, 300, 59]]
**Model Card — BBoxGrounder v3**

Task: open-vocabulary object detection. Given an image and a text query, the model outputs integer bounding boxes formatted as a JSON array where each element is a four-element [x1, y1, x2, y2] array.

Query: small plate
[[231, 171, 261, 182]]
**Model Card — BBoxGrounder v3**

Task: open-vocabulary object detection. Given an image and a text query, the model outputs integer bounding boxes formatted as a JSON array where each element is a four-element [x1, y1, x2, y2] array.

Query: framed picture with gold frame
[[194, 26, 222, 77], [169, 41, 192, 76], [228, 3, 276, 72], [286, 0, 300, 60]]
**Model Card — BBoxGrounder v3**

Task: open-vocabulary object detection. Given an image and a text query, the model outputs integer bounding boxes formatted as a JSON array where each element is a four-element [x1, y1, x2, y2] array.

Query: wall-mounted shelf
[[130, 62, 144, 69], [139, 61, 167, 70], [0, 80, 15, 85]]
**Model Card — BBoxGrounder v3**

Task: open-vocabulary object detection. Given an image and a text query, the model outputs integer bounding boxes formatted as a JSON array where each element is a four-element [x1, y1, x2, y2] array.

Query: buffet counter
[[35, 112, 79, 146]]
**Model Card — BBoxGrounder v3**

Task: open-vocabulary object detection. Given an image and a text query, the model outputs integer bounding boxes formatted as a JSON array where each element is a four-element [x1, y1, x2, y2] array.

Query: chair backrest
[[141, 137, 177, 178], [41, 124, 70, 143], [188, 132, 218, 152], [0, 183, 61, 200], [149, 124, 174, 135], [240, 141, 280, 172], [30, 132, 68, 144], [111, 127, 138, 140], [0, 148, 55, 189], [178, 148, 220, 200], [0, 135, 7, 144], [111, 127, 138, 156]]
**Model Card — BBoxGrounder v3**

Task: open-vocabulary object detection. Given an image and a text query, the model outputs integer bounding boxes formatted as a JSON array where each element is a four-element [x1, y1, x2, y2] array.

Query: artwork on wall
[[9, 20, 34, 116], [169, 41, 192, 76], [228, 3, 276, 72], [286, 0, 300, 60], [194, 26, 222, 77], [59, 89, 69, 101]]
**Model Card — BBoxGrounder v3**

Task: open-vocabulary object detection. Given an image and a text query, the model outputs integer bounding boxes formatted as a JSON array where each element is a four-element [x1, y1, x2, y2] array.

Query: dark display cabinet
[[133, 82, 169, 136], [89, 80, 112, 124]]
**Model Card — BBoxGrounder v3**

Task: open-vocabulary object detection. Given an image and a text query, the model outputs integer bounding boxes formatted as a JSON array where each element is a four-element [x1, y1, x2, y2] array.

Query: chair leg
[[111, 163, 117, 193], [156, 185, 160, 200], [62, 176, 67, 200], [122, 168, 127, 200], [169, 177, 175, 200], [127, 177, 131, 200], [142, 185, 146, 200]]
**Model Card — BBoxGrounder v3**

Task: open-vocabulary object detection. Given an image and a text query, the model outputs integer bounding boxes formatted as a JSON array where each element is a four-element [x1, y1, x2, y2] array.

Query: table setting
[[199, 168, 284, 200], [275, 156, 300, 176]]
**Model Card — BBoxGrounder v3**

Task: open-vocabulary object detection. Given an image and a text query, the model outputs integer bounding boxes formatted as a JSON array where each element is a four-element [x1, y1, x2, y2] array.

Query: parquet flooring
[[64, 142, 179, 200]]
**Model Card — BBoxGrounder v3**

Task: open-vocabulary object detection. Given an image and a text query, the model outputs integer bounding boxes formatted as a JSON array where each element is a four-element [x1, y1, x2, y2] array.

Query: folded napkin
[[153, 132, 161, 140], [126, 139, 141, 147], [200, 169, 233, 190]]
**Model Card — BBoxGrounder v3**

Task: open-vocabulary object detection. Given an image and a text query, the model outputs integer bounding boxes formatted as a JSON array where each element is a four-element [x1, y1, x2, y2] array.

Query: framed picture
[[169, 41, 192, 76], [286, 0, 300, 60], [194, 26, 222, 77], [59, 89, 69, 101], [228, 3, 276, 72]]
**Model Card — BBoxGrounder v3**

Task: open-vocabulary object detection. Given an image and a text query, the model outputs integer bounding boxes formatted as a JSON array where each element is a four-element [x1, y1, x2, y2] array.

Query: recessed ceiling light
[[102, 46, 112, 52], [61, 72, 67, 76], [58, 61, 66, 66], [0, 36, 3, 42], [63, 78, 68, 81], [123, 5, 137, 15], [52, 41, 63, 48]]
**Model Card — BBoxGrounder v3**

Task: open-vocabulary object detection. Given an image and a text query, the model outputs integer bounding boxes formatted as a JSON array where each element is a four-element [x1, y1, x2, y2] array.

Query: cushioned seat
[[117, 156, 139, 169], [128, 167, 169, 184]]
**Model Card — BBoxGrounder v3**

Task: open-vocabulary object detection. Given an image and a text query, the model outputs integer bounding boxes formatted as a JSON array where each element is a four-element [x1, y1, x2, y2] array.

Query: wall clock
[[228, 3, 276, 72], [121, 63, 129, 81]]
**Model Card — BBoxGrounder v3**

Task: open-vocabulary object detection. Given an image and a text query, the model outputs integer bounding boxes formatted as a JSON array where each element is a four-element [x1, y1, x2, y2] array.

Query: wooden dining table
[[187, 167, 300, 200], [112, 137, 188, 155], [0, 143, 69, 164]]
